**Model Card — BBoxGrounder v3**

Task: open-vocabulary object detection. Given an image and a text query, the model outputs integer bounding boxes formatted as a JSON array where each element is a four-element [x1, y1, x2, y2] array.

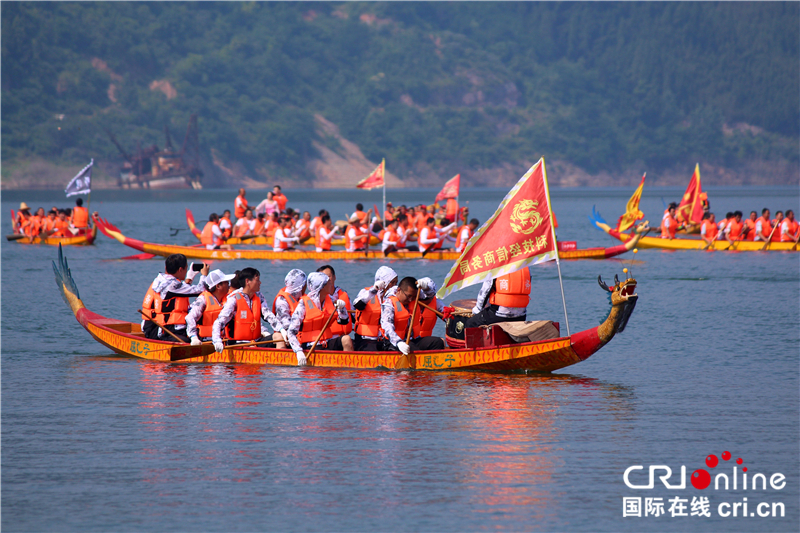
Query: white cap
[[206, 269, 235, 288], [349, 214, 361, 223]]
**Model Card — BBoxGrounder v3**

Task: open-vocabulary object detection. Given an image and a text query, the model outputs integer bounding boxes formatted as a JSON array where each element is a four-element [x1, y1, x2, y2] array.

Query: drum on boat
[[445, 299, 475, 349]]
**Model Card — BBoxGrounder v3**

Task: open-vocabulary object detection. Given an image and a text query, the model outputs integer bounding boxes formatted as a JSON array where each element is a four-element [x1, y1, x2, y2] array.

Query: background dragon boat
[[98, 216, 648, 261], [53, 245, 639, 372], [7, 212, 98, 246], [590, 207, 798, 252]]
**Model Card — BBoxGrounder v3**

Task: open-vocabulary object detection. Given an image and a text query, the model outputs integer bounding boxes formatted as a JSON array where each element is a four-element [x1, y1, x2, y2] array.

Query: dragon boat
[[97, 216, 648, 261], [590, 208, 798, 252], [7, 212, 98, 246], [53, 245, 639, 372]]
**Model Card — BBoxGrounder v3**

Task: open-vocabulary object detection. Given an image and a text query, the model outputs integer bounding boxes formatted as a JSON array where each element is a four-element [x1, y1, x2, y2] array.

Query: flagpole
[[542, 159, 570, 336], [382, 159, 386, 225]]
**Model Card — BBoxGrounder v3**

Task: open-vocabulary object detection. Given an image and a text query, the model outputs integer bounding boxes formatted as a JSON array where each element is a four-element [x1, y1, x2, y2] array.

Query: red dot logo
[[736, 458, 743, 465], [743, 467, 748, 472], [705, 454, 718, 468], [722, 451, 731, 461], [691, 469, 711, 490]]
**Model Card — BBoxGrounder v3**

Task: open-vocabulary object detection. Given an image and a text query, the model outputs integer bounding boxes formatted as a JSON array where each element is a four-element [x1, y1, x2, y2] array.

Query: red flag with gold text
[[356, 159, 385, 190], [435, 174, 460, 202], [436, 159, 557, 299]]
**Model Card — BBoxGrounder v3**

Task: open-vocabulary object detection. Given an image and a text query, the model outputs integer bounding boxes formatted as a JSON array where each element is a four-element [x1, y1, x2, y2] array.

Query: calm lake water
[[2, 186, 798, 532]]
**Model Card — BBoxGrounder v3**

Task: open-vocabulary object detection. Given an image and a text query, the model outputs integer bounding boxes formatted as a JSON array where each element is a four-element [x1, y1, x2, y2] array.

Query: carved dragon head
[[597, 274, 638, 338], [632, 220, 650, 235]]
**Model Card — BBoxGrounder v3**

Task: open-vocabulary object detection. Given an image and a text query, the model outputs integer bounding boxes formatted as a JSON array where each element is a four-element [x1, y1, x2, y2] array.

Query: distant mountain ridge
[[2, 2, 798, 188]]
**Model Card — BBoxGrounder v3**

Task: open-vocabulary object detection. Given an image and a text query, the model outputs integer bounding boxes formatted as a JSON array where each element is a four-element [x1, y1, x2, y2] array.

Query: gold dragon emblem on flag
[[509, 199, 544, 235]]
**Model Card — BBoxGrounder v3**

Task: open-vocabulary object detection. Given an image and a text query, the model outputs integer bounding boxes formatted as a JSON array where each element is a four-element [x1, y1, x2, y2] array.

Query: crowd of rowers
[[200, 186, 480, 255], [12, 199, 94, 238], [660, 202, 799, 244], [141, 253, 533, 365]]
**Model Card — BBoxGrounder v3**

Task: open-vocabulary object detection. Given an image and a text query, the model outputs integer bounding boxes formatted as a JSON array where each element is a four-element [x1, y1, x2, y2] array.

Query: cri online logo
[[624, 450, 786, 491]]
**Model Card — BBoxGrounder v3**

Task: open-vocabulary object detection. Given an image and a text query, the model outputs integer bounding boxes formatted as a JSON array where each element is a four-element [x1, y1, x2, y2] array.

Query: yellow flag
[[616, 174, 646, 232]]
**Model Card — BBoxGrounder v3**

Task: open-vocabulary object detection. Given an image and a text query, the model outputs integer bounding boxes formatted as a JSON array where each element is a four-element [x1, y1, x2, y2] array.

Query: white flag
[[65, 159, 93, 197]]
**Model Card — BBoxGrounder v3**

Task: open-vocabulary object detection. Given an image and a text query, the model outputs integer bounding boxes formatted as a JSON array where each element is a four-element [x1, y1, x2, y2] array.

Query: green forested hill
[[2, 2, 798, 186]]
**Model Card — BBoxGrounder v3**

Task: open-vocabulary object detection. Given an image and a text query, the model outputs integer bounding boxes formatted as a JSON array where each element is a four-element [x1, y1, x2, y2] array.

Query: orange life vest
[[354, 287, 382, 337], [354, 210, 368, 224], [41, 216, 57, 234], [22, 216, 41, 237], [71, 206, 89, 228], [230, 292, 261, 341], [744, 218, 756, 240], [234, 195, 248, 219], [412, 297, 438, 338], [701, 220, 718, 241], [197, 291, 226, 339], [489, 269, 531, 308], [661, 214, 678, 239], [201, 221, 223, 246], [384, 228, 399, 247], [387, 295, 411, 339], [275, 227, 292, 250], [781, 219, 798, 242], [297, 295, 335, 344], [234, 219, 253, 237], [345, 225, 367, 250], [419, 227, 437, 252], [330, 288, 352, 336], [727, 219, 744, 240], [141, 286, 162, 323], [53, 218, 70, 237], [253, 218, 266, 235], [273, 193, 288, 211], [384, 210, 394, 222], [445, 199, 458, 221], [272, 289, 299, 315], [220, 216, 233, 238], [159, 293, 191, 326], [315, 226, 333, 250], [455, 226, 473, 251]]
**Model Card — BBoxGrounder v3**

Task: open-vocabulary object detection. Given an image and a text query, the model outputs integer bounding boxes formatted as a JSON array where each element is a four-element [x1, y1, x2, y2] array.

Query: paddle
[[364, 209, 372, 257], [395, 287, 421, 370], [6, 234, 27, 241], [306, 307, 338, 366], [418, 301, 444, 319], [702, 231, 720, 251], [170, 338, 280, 362]]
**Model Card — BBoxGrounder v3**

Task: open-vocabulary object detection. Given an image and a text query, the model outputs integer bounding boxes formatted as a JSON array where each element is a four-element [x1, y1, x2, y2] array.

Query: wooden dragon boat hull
[[99, 217, 639, 261], [185, 209, 379, 247], [53, 246, 639, 372], [590, 207, 798, 252], [9, 224, 97, 246]]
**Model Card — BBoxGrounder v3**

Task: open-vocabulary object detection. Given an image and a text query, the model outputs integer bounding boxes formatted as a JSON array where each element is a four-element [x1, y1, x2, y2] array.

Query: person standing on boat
[[255, 192, 279, 217], [142, 254, 210, 341], [273, 269, 306, 331], [700, 213, 718, 246], [284, 272, 352, 366], [464, 269, 531, 329], [382, 277, 446, 356], [353, 266, 398, 351], [234, 189, 249, 220], [317, 265, 353, 339], [272, 185, 288, 212], [71, 198, 89, 230], [211, 267, 287, 352], [186, 269, 235, 345]]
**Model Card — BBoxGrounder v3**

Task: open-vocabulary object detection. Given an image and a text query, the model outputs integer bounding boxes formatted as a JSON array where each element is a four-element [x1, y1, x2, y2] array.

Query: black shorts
[[354, 334, 389, 352], [304, 336, 346, 351]]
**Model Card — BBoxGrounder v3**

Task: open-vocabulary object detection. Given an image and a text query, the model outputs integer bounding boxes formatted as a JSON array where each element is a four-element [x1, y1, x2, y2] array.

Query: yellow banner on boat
[[616, 174, 646, 232]]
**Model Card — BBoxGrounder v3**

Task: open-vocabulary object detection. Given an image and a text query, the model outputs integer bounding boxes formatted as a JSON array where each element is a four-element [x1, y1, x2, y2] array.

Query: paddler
[[780, 210, 798, 242], [744, 211, 758, 240], [418, 217, 441, 255], [314, 215, 339, 252], [384, 202, 394, 223], [317, 265, 353, 338], [234, 188, 249, 220], [724, 211, 745, 244], [219, 210, 233, 239], [382, 277, 445, 356], [141, 254, 210, 341], [200, 213, 231, 250], [211, 267, 288, 353], [186, 269, 235, 344], [310, 209, 327, 237], [455, 218, 479, 252], [411, 277, 454, 343], [772, 211, 784, 234], [41, 209, 58, 236], [754, 209, 772, 241], [70, 198, 89, 229], [273, 269, 306, 331], [234, 208, 257, 237], [660, 203, 680, 239], [272, 216, 300, 252], [353, 203, 369, 225], [295, 211, 312, 242], [352, 266, 398, 351], [14, 203, 32, 234], [284, 272, 353, 365], [53, 210, 71, 237], [396, 214, 418, 251], [700, 213, 718, 246], [464, 268, 531, 328], [21, 207, 44, 238], [718, 212, 733, 236], [345, 215, 369, 252], [433, 217, 457, 250], [382, 218, 402, 255], [272, 185, 288, 212], [253, 213, 267, 235]]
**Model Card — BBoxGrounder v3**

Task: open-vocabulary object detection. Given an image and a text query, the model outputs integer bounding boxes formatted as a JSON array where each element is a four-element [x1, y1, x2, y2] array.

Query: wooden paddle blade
[[6, 234, 26, 241], [394, 353, 415, 370], [170, 343, 216, 362]]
